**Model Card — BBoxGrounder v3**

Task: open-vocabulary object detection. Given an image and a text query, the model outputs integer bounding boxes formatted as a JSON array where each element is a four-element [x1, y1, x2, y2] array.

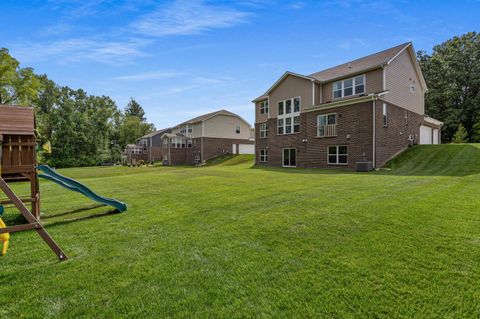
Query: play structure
[[0, 105, 127, 260]]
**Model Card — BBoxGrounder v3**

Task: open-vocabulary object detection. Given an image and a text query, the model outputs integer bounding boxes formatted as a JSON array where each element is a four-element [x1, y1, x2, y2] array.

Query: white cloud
[[133, 0, 250, 37], [114, 71, 184, 81], [12, 38, 148, 65], [338, 38, 366, 50]]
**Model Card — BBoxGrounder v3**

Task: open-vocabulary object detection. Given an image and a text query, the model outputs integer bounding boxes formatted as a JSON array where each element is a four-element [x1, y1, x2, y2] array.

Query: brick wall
[[305, 102, 373, 169]]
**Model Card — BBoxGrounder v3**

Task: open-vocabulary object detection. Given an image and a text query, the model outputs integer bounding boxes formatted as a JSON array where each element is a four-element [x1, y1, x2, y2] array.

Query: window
[[317, 113, 337, 137], [180, 124, 192, 134], [187, 139, 193, 148], [236, 125, 241, 134], [277, 97, 300, 135], [404, 110, 408, 125], [163, 138, 168, 148], [283, 148, 296, 167], [194, 154, 200, 163], [328, 146, 348, 165], [333, 81, 342, 99], [278, 101, 284, 116], [260, 100, 269, 114], [171, 138, 188, 148], [260, 122, 268, 138], [260, 149, 268, 162], [333, 75, 365, 99], [383, 103, 388, 127]]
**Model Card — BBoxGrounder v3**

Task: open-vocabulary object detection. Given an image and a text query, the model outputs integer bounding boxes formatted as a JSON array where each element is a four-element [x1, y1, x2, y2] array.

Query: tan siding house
[[156, 110, 253, 166], [253, 42, 442, 170]]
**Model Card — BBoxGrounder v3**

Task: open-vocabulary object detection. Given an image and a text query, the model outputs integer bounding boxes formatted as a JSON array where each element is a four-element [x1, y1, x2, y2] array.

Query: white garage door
[[420, 125, 432, 144], [433, 129, 439, 144], [238, 144, 254, 154]]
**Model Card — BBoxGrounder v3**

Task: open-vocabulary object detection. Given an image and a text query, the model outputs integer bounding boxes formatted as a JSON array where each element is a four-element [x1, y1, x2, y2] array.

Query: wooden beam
[[0, 197, 35, 205], [0, 223, 40, 234], [0, 177, 68, 261]]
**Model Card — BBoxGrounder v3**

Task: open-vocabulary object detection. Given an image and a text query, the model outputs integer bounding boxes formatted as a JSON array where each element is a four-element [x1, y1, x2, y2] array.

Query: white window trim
[[277, 96, 301, 135], [333, 74, 366, 100], [260, 149, 268, 163], [259, 100, 269, 114], [259, 122, 268, 138], [317, 113, 337, 137], [282, 148, 297, 167], [327, 146, 348, 165]]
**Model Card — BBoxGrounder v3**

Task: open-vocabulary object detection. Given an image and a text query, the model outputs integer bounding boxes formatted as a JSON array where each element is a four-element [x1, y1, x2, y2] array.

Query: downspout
[[372, 97, 377, 168], [150, 136, 153, 164], [201, 121, 204, 162]]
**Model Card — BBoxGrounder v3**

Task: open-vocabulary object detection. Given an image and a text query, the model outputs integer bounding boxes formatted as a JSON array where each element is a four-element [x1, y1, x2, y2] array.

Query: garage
[[420, 125, 432, 144], [433, 129, 439, 144], [232, 144, 255, 154]]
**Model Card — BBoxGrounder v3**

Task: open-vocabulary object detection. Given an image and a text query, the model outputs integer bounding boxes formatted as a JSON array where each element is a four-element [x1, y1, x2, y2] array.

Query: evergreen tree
[[452, 124, 468, 143], [124, 98, 146, 121]]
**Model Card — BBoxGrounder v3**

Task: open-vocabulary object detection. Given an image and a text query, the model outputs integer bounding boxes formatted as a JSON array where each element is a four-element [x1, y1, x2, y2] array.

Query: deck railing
[[318, 124, 337, 137]]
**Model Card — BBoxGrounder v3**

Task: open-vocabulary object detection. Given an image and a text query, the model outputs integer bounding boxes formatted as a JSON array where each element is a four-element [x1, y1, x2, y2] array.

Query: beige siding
[[383, 49, 424, 115], [269, 74, 313, 118], [321, 68, 383, 103], [203, 114, 251, 139], [255, 98, 268, 124]]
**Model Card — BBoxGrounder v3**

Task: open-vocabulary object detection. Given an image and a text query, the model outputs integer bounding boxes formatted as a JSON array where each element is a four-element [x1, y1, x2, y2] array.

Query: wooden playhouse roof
[[0, 105, 35, 136]]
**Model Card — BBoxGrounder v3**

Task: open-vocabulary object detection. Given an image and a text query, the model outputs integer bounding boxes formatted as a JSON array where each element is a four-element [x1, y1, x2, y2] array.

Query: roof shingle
[[309, 42, 410, 82]]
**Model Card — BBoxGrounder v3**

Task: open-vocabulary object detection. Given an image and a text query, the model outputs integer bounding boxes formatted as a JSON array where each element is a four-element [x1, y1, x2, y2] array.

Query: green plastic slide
[[37, 165, 127, 212]]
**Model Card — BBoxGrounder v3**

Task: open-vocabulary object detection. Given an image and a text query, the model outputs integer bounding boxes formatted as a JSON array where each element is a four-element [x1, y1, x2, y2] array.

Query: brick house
[[122, 128, 171, 165], [253, 42, 442, 170], [154, 109, 254, 165]]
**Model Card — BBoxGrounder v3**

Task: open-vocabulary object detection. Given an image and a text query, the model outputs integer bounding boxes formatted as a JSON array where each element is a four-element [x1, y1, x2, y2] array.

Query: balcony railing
[[318, 124, 337, 137]]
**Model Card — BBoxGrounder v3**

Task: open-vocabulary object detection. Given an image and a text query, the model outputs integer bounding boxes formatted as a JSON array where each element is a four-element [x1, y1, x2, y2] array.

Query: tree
[[471, 122, 480, 143], [452, 123, 468, 143], [124, 98, 146, 121], [418, 32, 480, 143], [0, 48, 41, 105], [119, 116, 155, 147]]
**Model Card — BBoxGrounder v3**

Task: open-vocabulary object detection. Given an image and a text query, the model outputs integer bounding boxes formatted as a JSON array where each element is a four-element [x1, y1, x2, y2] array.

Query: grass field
[[1, 144, 480, 318]]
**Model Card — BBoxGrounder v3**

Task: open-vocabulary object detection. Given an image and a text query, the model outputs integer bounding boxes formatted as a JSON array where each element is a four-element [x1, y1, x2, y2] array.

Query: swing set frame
[[0, 105, 67, 261]]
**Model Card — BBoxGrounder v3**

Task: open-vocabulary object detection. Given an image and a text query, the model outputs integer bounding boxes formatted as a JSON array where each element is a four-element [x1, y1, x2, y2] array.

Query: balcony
[[317, 124, 337, 137]]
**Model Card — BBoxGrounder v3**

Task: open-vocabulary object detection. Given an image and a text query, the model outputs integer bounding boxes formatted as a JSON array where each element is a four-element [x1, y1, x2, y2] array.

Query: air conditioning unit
[[356, 161, 373, 172]]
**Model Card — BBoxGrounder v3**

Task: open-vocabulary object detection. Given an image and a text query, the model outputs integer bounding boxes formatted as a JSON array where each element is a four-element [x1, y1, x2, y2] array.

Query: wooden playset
[[0, 105, 68, 260]]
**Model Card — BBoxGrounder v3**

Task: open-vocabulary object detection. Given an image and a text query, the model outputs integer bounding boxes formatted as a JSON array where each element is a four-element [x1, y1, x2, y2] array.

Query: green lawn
[[1, 145, 480, 318]]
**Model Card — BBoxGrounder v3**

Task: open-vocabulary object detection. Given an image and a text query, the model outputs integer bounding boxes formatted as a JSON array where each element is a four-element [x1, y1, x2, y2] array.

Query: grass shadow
[[41, 203, 106, 219], [44, 209, 122, 228]]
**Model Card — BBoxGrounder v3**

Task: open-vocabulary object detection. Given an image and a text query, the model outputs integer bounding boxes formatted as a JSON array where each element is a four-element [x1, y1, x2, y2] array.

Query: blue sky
[[1, 0, 479, 129]]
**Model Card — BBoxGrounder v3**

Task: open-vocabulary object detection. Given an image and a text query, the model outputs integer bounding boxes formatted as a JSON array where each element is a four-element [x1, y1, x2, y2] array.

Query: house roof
[[177, 109, 239, 125], [139, 127, 171, 139], [0, 105, 35, 135], [161, 133, 188, 139], [309, 42, 410, 82], [253, 42, 419, 102]]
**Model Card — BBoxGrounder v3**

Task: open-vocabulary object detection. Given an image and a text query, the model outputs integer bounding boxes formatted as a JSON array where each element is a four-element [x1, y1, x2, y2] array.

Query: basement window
[[260, 149, 268, 162], [328, 146, 348, 165]]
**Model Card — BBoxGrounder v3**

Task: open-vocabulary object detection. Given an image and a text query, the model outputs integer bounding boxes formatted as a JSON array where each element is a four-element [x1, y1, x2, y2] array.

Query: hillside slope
[[384, 144, 480, 176]]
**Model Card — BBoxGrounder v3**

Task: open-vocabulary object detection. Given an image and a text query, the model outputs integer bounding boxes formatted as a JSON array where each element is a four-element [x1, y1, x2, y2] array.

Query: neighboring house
[[122, 128, 171, 165], [253, 42, 443, 170], [122, 144, 145, 165], [155, 109, 254, 165]]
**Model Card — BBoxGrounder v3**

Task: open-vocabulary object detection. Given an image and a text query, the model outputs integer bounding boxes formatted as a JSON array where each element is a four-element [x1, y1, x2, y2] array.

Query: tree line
[[1, 32, 479, 167], [0, 48, 154, 167], [418, 31, 480, 143]]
